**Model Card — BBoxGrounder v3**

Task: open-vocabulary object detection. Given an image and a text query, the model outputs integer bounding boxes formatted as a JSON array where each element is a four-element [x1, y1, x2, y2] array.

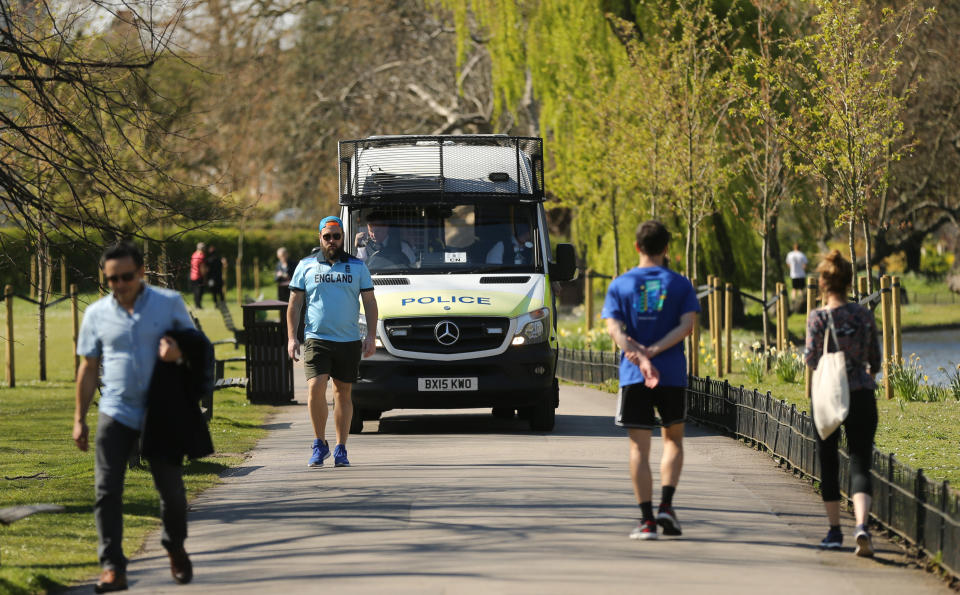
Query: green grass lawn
[[1, 288, 274, 594]]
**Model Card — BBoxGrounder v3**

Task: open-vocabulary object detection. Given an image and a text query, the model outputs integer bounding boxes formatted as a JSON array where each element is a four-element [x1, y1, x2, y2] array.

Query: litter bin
[[241, 300, 294, 404]]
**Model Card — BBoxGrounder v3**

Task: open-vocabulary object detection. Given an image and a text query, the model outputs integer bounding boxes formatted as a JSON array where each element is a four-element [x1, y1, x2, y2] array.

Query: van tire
[[349, 408, 364, 434], [529, 379, 559, 432]]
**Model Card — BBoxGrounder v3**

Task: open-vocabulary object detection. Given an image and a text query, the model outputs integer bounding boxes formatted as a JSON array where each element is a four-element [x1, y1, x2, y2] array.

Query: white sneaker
[[854, 526, 874, 557], [629, 520, 658, 540]]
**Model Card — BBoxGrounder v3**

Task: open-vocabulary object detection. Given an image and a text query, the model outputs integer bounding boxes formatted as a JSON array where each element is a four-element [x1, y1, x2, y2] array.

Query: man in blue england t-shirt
[[602, 220, 700, 541], [287, 216, 378, 468]]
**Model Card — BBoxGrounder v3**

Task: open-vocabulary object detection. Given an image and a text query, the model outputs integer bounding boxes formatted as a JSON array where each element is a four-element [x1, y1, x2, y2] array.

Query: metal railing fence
[[555, 347, 959, 577]]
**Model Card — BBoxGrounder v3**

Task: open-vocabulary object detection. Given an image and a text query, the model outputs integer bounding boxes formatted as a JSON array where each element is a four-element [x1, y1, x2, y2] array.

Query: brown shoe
[[167, 548, 193, 584], [94, 568, 128, 593]]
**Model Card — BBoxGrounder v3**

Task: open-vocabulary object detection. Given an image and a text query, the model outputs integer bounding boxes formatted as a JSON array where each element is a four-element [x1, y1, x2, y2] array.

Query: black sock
[[639, 501, 654, 521], [661, 485, 676, 509], [830, 524, 841, 532]]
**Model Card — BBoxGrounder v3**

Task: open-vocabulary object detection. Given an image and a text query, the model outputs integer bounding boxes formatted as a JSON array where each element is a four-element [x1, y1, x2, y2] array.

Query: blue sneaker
[[333, 444, 350, 467], [308, 439, 330, 468]]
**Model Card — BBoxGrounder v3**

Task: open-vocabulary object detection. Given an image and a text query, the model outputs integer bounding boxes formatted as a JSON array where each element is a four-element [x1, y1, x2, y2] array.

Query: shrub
[[938, 363, 960, 401], [773, 345, 805, 384]]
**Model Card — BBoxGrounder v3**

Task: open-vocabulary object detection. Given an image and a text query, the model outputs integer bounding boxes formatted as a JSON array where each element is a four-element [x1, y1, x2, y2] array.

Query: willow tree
[[768, 0, 932, 295]]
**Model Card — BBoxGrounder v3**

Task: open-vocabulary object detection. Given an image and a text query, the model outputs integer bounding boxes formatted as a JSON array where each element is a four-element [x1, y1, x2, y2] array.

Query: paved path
[[75, 369, 949, 594]]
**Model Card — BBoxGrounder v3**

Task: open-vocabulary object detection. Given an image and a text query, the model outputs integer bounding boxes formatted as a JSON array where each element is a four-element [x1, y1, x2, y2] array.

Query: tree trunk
[[769, 211, 784, 286], [611, 188, 621, 277], [862, 215, 874, 296], [848, 218, 858, 299]]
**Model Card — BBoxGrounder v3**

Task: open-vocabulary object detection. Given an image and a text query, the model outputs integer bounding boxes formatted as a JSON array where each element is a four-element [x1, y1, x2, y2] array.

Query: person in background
[[204, 245, 225, 305], [805, 250, 881, 557], [275, 247, 297, 302], [355, 211, 416, 266], [73, 241, 196, 592], [287, 216, 378, 468], [786, 243, 809, 304], [189, 242, 206, 309], [603, 220, 699, 541], [485, 222, 534, 265]]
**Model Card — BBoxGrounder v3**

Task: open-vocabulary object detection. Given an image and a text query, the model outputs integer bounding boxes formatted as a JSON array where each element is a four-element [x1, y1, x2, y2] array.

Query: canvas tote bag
[[812, 309, 850, 440]]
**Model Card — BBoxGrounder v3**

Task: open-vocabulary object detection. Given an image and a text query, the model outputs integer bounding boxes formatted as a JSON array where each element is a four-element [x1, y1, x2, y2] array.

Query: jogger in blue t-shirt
[[602, 221, 699, 541]]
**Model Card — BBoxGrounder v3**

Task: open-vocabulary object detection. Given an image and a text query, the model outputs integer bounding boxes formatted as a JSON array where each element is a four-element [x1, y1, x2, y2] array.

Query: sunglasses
[[321, 233, 342, 241], [105, 271, 138, 283]]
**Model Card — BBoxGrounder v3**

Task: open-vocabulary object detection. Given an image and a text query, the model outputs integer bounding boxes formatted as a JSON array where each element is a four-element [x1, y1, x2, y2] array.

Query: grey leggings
[[815, 389, 878, 502]]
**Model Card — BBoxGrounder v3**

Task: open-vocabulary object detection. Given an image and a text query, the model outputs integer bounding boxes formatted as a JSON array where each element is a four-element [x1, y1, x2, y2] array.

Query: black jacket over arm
[[142, 328, 215, 464]]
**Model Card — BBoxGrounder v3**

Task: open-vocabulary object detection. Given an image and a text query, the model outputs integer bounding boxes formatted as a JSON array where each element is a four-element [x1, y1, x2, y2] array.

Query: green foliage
[[773, 345, 805, 384], [937, 363, 960, 402], [733, 341, 767, 384], [558, 325, 616, 351], [919, 250, 951, 279], [888, 353, 951, 402]]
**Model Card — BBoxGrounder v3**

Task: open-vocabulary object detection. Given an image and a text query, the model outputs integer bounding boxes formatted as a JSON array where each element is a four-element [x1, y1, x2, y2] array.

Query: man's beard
[[322, 243, 343, 261]]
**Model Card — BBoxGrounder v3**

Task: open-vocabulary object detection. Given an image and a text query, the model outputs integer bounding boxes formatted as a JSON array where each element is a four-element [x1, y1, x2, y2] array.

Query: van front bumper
[[353, 343, 556, 410]]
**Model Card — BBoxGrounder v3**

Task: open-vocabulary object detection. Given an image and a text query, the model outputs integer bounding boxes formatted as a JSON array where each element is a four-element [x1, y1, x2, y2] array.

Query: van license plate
[[418, 377, 478, 391]]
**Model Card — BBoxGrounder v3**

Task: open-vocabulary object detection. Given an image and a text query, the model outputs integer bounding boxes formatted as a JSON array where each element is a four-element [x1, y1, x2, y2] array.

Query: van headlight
[[512, 307, 550, 346]]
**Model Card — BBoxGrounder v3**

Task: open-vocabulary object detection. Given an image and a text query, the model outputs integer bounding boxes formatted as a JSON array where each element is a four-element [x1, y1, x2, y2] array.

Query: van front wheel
[[529, 379, 558, 432]]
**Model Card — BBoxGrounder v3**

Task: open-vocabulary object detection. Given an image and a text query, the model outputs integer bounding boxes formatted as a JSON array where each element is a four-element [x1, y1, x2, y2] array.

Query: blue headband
[[319, 216, 343, 232]]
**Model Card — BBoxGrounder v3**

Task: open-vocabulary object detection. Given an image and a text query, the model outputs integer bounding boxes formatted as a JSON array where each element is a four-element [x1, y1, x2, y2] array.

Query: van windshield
[[347, 204, 541, 274]]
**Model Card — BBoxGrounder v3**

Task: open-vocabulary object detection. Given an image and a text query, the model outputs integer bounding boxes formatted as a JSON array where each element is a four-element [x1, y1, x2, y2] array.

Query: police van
[[338, 135, 577, 432]]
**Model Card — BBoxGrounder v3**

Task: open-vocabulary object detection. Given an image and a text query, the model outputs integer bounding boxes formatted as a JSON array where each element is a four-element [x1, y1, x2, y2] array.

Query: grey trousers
[[94, 414, 188, 571]]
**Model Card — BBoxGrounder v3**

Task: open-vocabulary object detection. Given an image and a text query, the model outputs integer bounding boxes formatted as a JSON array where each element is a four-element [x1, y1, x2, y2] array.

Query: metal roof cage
[[338, 135, 544, 205]]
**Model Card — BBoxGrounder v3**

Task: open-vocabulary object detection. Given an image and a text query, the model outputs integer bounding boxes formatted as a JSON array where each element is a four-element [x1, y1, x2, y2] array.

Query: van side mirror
[[551, 243, 578, 282]]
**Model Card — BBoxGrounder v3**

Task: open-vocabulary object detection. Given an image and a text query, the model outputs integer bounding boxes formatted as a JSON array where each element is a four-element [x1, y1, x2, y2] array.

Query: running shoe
[[819, 527, 843, 549], [307, 438, 330, 468], [333, 444, 350, 467], [629, 519, 658, 540], [656, 505, 683, 536], [854, 525, 874, 557]]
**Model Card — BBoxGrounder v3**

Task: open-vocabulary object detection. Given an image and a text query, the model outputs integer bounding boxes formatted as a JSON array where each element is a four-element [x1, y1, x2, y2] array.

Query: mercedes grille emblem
[[434, 320, 460, 346]]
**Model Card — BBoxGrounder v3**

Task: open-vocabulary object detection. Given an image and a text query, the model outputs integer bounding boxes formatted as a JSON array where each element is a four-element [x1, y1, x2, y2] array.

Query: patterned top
[[804, 303, 881, 392]]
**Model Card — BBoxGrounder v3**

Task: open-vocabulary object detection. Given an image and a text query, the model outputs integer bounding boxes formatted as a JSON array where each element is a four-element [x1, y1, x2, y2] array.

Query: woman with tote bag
[[804, 250, 882, 556]]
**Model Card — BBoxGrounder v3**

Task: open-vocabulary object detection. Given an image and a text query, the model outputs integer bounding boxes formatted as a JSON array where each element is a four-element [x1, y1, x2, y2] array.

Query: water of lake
[[901, 328, 960, 385]]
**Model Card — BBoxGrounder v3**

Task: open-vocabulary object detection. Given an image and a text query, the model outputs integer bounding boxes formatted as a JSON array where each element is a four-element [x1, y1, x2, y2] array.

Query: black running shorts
[[303, 338, 362, 383], [616, 383, 687, 429], [791, 277, 805, 290]]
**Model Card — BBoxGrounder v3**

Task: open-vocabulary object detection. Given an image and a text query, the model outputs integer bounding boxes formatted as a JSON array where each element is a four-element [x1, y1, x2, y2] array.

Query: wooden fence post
[[892, 275, 902, 366], [857, 276, 868, 302], [254, 256, 260, 297], [5, 285, 13, 388], [805, 277, 818, 401], [585, 269, 593, 331], [71, 284, 79, 376], [98, 268, 105, 296], [881, 275, 893, 400], [715, 277, 723, 378], [724, 282, 732, 374]]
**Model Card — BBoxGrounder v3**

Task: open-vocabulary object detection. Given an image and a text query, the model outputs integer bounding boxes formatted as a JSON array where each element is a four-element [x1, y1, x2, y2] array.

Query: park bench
[[189, 313, 248, 421]]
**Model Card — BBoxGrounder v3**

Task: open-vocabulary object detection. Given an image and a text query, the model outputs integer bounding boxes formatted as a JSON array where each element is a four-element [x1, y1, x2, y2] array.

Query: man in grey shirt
[[74, 241, 196, 592]]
